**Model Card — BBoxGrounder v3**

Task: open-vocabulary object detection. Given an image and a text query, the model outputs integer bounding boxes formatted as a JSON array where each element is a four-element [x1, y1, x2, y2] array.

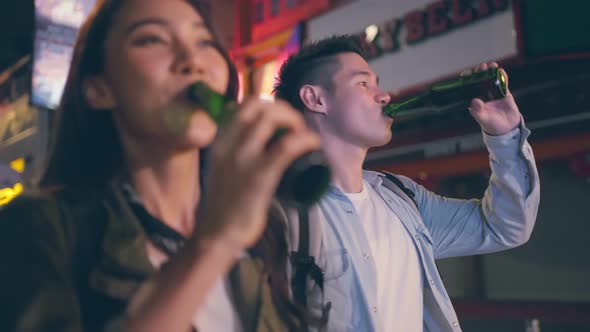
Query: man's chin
[[379, 131, 393, 145], [367, 135, 392, 148]]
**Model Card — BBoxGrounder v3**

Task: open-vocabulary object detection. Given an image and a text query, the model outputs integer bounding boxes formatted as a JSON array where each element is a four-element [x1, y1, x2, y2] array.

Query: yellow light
[[0, 183, 24, 206], [10, 158, 26, 173]]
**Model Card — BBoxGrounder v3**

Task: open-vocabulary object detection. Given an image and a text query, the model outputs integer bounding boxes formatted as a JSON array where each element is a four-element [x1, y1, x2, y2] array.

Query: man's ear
[[299, 84, 328, 114], [82, 76, 116, 110]]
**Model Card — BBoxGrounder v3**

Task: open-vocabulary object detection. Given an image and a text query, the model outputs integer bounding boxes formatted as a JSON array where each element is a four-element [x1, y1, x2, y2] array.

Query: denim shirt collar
[[326, 170, 386, 198]]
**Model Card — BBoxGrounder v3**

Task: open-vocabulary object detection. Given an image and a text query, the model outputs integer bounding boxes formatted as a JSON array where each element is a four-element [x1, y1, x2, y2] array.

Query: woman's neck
[[125, 145, 202, 238]]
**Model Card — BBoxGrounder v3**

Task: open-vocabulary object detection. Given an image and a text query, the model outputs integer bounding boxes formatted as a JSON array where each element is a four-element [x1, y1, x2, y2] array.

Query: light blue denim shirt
[[299, 122, 540, 332]]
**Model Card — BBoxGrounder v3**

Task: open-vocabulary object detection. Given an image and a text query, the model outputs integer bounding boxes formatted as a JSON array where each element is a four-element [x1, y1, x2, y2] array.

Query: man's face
[[323, 52, 393, 149]]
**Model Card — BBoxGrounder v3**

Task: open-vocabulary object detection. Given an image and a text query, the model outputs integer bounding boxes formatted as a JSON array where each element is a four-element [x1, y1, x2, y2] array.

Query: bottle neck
[[188, 82, 236, 124], [383, 91, 431, 118]]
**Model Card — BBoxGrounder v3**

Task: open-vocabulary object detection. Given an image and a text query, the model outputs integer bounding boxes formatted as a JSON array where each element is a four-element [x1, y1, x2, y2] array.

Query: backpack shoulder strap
[[289, 206, 330, 327], [290, 207, 314, 306], [380, 171, 419, 211], [379, 172, 445, 279]]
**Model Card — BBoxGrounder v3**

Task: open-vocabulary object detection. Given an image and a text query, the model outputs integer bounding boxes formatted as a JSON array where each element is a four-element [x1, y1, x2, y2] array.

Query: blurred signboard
[[308, 0, 517, 92], [0, 57, 37, 146], [251, 0, 330, 42], [232, 25, 302, 99], [31, 0, 97, 109], [0, 95, 37, 146]]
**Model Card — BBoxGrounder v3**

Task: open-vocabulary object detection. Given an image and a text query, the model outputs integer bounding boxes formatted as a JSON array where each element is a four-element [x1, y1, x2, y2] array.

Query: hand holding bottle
[[383, 62, 509, 121], [189, 82, 331, 206], [195, 98, 321, 250], [466, 62, 521, 136]]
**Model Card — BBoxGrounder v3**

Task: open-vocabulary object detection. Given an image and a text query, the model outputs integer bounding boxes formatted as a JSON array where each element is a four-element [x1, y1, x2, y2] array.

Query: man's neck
[[122, 139, 201, 238], [321, 134, 367, 194]]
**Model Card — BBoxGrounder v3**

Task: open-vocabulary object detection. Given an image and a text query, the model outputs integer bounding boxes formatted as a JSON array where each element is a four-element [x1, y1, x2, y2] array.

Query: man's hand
[[467, 62, 521, 136]]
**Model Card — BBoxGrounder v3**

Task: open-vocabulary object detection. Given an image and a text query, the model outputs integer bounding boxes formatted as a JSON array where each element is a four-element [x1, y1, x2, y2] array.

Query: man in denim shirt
[[274, 35, 540, 331]]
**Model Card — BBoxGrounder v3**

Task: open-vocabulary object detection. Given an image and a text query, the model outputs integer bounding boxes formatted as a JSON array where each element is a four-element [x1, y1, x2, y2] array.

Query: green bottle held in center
[[188, 82, 331, 207]]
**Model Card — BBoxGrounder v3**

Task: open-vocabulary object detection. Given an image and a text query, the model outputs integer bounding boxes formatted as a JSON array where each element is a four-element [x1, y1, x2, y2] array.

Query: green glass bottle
[[188, 82, 331, 207], [383, 67, 508, 119]]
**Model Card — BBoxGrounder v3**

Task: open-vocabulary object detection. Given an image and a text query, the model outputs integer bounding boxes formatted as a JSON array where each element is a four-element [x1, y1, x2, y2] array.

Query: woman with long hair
[[0, 0, 318, 331]]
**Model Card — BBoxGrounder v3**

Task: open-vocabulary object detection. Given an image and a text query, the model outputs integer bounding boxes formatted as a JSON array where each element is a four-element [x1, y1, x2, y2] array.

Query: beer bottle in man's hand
[[383, 67, 508, 119]]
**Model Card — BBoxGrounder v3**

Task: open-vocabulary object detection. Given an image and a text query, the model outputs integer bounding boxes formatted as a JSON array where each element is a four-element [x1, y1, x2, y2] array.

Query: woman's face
[[87, 0, 230, 150]]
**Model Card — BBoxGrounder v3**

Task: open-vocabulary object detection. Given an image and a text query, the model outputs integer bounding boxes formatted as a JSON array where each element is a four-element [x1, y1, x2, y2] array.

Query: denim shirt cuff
[[482, 117, 529, 159]]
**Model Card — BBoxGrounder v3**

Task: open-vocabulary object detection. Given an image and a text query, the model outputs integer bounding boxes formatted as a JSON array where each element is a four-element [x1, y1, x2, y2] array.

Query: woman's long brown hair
[[39, 0, 305, 330], [40, 0, 239, 188]]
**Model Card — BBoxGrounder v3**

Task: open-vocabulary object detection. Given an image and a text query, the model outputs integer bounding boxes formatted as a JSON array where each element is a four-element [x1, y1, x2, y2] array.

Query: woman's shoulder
[[0, 189, 61, 222], [0, 186, 108, 235], [0, 185, 115, 266], [0, 187, 115, 332]]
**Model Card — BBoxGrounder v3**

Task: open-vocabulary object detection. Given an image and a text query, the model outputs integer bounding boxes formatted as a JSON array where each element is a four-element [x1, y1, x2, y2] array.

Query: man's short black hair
[[273, 35, 367, 111]]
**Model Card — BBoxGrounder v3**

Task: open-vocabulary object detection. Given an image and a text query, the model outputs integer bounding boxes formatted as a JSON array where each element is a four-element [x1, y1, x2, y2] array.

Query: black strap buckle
[[290, 251, 324, 290]]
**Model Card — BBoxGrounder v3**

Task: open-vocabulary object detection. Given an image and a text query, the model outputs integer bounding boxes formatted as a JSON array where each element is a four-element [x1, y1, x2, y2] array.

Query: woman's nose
[[173, 44, 205, 77]]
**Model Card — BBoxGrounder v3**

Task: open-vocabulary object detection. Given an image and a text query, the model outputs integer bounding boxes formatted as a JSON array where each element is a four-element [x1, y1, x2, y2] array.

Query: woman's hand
[[195, 98, 321, 251]]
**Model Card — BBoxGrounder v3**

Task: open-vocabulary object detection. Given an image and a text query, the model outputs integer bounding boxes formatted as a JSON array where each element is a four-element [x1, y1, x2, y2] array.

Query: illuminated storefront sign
[[232, 26, 302, 98], [251, 0, 330, 42], [357, 0, 510, 60], [252, 26, 301, 98], [308, 0, 517, 92], [32, 0, 98, 109]]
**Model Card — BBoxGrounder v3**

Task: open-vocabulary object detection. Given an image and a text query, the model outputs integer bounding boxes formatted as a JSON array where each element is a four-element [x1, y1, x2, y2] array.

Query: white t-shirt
[[191, 277, 242, 332], [343, 180, 423, 332], [147, 253, 242, 332]]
